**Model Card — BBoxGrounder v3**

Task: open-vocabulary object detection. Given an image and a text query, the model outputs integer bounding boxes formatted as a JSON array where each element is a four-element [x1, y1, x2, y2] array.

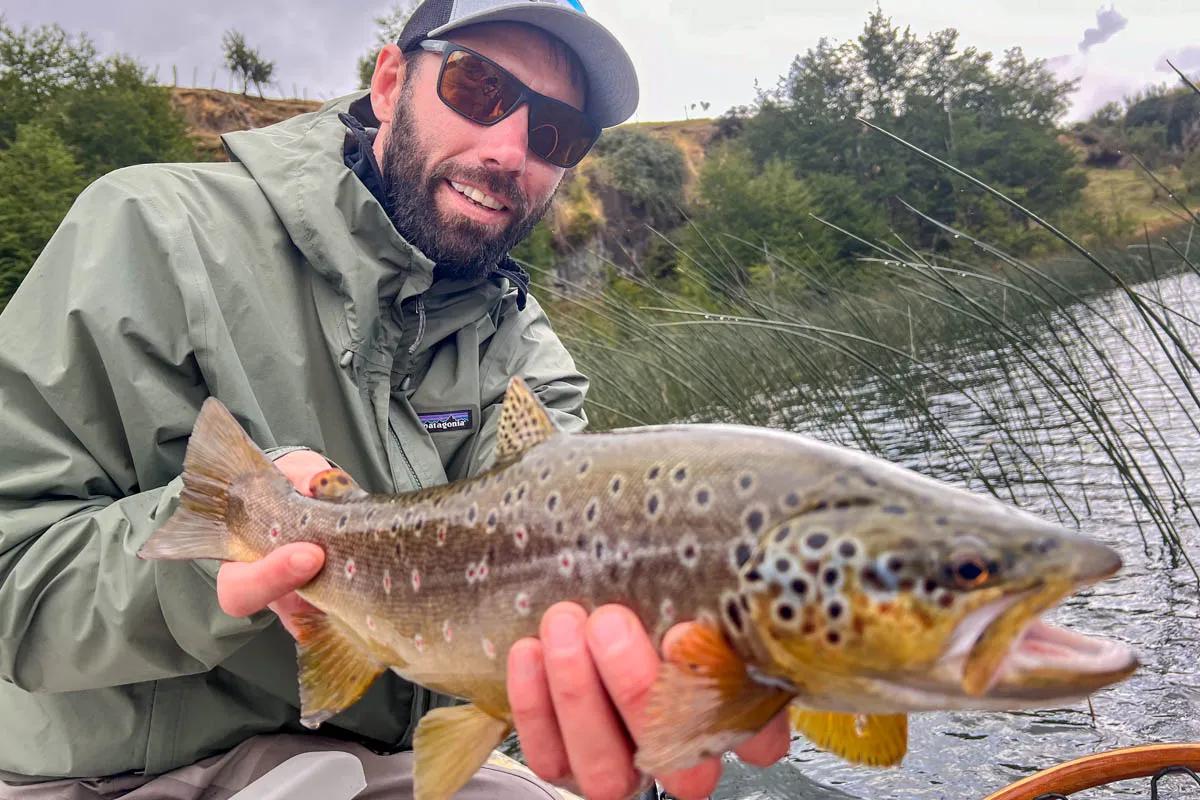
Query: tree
[[357, 1, 419, 89], [222, 30, 274, 97], [0, 124, 85, 309], [592, 128, 686, 230]]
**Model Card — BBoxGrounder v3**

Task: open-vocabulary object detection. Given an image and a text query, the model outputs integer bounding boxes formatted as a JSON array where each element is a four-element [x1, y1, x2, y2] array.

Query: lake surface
[[713, 272, 1200, 799]]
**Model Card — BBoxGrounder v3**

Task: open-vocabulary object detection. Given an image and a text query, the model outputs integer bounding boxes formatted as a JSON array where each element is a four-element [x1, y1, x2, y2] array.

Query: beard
[[381, 84, 555, 282]]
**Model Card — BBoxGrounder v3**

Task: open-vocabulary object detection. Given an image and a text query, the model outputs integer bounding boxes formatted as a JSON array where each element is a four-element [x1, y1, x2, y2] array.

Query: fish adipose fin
[[138, 398, 287, 562], [636, 623, 793, 774], [494, 377, 559, 466], [308, 468, 369, 502], [293, 612, 387, 728], [412, 703, 511, 800], [789, 709, 907, 766]]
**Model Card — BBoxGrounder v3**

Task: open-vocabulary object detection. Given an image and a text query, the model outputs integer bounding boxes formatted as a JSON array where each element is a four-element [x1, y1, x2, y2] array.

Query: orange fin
[[138, 398, 285, 562], [635, 623, 793, 774], [412, 703, 510, 800], [789, 709, 907, 766], [494, 377, 559, 466], [308, 468, 369, 502], [293, 612, 386, 728]]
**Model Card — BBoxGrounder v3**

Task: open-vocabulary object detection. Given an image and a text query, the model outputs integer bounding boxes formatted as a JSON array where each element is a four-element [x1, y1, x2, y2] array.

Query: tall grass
[[520, 79, 1200, 578]]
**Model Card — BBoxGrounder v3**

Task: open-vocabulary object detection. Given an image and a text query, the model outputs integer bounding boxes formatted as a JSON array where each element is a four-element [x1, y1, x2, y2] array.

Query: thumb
[[217, 543, 325, 617]]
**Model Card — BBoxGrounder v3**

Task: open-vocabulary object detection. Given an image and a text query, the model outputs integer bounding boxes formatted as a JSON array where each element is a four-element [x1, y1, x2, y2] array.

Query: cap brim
[[427, 5, 638, 128]]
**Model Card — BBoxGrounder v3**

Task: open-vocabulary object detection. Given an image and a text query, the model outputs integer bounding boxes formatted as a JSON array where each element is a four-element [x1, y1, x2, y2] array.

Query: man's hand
[[215, 450, 329, 637], [507, 602, 791, 800]]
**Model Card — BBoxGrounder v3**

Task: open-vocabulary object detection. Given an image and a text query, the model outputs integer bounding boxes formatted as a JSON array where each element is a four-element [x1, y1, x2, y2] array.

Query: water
[[713, 272, 1200, 799]]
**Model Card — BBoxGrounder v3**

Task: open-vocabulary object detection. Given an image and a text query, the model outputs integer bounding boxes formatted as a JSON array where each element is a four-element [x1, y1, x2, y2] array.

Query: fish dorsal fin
[[308, 468, 369, 502], [635, 623, 794, 775], [494, 377, 559, 466], [789, 709, 908, 766], [412, 703, 510, 800]]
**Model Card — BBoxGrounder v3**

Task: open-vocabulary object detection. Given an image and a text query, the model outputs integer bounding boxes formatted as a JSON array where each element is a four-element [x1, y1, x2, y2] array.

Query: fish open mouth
[[951, 582, 1137, 700]]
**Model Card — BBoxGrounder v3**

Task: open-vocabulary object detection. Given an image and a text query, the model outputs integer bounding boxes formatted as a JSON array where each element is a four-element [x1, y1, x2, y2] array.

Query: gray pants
[[0, 734, 564, 800]]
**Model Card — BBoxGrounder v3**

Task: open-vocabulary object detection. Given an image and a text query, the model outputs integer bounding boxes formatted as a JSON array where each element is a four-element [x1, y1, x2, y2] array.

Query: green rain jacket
[[0, 93, 587, 782]]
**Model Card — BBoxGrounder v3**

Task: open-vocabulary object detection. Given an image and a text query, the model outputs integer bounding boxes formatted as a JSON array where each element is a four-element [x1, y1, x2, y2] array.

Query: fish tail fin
[[138, 397, 282, 562], [412, 704, 510, 800]]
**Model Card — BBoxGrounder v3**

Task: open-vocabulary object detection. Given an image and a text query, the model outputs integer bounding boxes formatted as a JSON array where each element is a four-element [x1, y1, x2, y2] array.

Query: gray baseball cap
[[396, 0, 639, 128]]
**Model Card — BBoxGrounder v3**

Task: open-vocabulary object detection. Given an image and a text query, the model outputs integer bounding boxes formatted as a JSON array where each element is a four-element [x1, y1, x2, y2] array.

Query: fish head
[[735, 461, 1137, 713]]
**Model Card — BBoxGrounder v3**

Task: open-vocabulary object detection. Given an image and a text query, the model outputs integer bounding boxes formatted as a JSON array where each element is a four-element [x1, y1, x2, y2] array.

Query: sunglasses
[[418, 39, 600, 169]]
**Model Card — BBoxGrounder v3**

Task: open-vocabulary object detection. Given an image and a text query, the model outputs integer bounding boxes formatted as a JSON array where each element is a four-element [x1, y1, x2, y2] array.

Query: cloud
[[1155, 46, 1200, 76], [1078, 5, 1127, 53]]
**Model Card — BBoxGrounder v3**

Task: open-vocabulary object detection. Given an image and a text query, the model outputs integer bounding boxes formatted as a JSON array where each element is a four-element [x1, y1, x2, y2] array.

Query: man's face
[[379, 23, 586, 279]]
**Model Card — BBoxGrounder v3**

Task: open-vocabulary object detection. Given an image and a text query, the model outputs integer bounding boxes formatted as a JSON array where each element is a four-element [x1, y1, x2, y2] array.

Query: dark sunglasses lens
[[528, 98, 600, 168], [440, 50, 523, 123]]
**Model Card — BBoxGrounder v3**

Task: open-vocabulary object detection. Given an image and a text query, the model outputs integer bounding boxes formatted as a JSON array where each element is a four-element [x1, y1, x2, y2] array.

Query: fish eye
[[948, 553, 991, 588]]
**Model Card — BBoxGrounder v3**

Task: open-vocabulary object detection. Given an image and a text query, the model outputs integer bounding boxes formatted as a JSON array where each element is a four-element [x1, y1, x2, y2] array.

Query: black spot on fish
[[683, 543, 697, 560], [586, 504, 597, 523], [784, 492, 801, 508], [487, 545, 496, 562], [827, 630, 841, 645], [745, 569, 762, 583], [467, 506, 478, 523], [503, 491, 513, 505], [611, 478, 622, 495], [337, 515, 348, 529], [487, 511, 498, 528], [774, 526, 790, 543], [595, 540, 606, 559], [673, 467, 687, 483], [547, 495, 559, 512], [695, 488, 711, 506], [776, 603, 795, 621], [863, 476, 879, 487], [739, 474, 753, 491], [740, 595, 751, 611], [775, 558, 791, 573], [882, 505, 905, 516], [924, 578, 938, 594], [791, 578, 809, 596], [828, 601, 843, 619], [647, 494, 660, 515], [300, 512, 310, 527], [886, 556, 905, 573], [647, 466, 661, 480], [823, 567, 839, 586], [838, 540, 857, 558], [735, 543, 753, 567], [862, 566, 886, 591], [935, 516, 949, 526], [806, 532, 829, 550], [726, 599, 743, 631], [745, 510, 764, 533], [540, 468, 551, 482], [517, 485, 526, 500], [813, 500, 829, 511], [555, 520, 565, 536]]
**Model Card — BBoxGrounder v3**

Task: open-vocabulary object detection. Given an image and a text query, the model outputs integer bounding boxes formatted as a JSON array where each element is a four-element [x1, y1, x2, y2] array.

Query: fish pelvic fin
[[494, 377, 559, 467], [412, 703, 510, 800], [308, 468, 369, 502], [138, 397, 284, 562], [789, 709, 907, 767], [293, 612, 386, 728], [635, 623, 793, 775]]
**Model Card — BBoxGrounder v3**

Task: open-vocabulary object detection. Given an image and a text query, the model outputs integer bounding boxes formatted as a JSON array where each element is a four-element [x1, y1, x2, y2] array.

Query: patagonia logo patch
[[418, 409, 474, 433]]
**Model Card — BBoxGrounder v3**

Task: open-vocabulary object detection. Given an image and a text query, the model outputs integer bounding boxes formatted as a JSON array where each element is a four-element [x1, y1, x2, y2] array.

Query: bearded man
[[0, 2, 788, 798]]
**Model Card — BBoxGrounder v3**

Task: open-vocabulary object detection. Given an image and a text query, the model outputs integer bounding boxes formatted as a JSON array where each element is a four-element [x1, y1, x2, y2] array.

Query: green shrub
[[592, 128, 686, 229]]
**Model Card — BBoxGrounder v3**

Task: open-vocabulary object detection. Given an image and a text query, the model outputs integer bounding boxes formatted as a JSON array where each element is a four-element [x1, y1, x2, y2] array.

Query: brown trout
[[139, 378, 1137, 799]]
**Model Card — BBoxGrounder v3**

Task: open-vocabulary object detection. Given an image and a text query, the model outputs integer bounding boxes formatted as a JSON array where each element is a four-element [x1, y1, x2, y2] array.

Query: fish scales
[[140, 378, 1137, 800]]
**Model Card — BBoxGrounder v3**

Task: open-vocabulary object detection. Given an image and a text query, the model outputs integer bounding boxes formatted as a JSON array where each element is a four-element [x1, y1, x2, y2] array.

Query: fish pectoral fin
[[635, 623, 793, 775], [789, 709, 907, 766], [292, 612, 386, 728], [412, 703, 511, 800], [494, 377, 560, 466], [308, 468, 369, 502]]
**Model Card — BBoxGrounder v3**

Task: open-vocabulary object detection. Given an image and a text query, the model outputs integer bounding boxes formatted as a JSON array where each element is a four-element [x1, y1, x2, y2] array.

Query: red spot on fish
[[383, 570, 392, 594], [344, 559, 356, 579], [938, 593, 955, 608], [414, 633, 426, 653], [482, 637, 496, 660], [437, 525, 448, 546], [514, 525, 528, 549], [268, 525, 281, 542], [515, 592, 531, 616], [443, 620, 453, 643], [411, 568, 421, 592], [478, 563, 489, 580], [660, 598, 676, 623]]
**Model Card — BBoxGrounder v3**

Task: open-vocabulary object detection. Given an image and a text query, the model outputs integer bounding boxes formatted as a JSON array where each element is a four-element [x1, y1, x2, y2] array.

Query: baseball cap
[[396, 0, 639, 128]]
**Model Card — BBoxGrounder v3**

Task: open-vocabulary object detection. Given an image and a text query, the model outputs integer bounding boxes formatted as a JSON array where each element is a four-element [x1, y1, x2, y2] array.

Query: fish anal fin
[[635, 623, 793, 774], [308, 468, 369, 502], [293, 612, 386, 728], [139, 398, 283, 562], [413, 703, 510, 800], [789, 709, 907, 766], [494, 377, 559, 466]]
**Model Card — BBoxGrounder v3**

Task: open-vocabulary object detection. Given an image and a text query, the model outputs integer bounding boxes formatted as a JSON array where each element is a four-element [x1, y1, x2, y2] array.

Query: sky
[[4, 1, 1198, 123]]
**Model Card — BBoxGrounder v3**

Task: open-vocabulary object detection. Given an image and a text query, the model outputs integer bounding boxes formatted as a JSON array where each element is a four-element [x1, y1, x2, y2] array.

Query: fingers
[[268, 592, 322, 639], [216, 542, 324, 617], [732, 708, 792, 767], [538, 602, 641, 800], [507, 638, 570, 783], [587, 607, 724, 800], [272, 450, 333, 495]]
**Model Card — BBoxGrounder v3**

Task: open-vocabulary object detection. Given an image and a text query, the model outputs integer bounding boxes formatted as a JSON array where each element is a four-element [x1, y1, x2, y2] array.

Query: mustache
[[430, 163, 530, 218]]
